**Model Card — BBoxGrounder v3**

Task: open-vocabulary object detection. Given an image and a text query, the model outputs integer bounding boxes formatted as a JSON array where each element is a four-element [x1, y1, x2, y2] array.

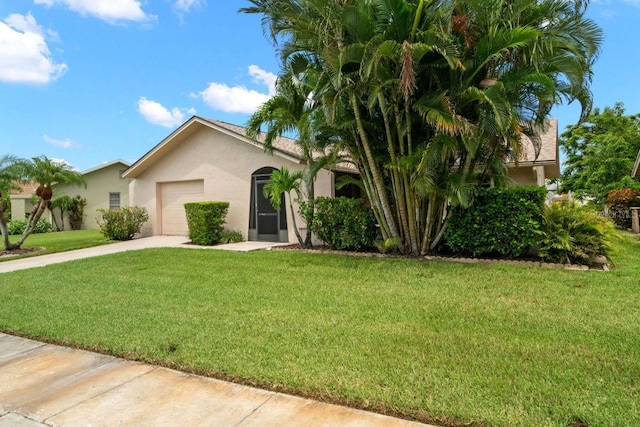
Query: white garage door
[[160, 180, 204, 235]]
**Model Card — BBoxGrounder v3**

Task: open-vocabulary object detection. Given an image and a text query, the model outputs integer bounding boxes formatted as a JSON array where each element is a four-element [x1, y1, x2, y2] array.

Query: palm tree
[[5, 156, 85, 250], [242, 0, 602, 255], [246, 69, 337, 247], [263, 167, 306, 246], [0, 155, 23, 249]]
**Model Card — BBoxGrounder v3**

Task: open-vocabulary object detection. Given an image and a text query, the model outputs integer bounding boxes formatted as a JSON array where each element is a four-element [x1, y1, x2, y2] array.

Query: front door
[[255, 177, 279, 242]]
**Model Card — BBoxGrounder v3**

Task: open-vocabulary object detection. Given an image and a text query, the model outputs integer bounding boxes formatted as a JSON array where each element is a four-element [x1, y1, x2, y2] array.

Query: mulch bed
[[0, 247, 44, 258]]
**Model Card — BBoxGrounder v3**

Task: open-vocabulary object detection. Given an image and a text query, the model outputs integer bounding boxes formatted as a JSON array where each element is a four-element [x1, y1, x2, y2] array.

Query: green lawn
[[1, 235, 639, 427], [0, 230, 113, 261]]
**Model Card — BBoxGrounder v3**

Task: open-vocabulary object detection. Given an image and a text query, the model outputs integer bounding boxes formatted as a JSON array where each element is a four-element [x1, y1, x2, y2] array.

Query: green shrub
[[184, 202, 230, 245], [444, 186, 546, 258], [7, 218, 53, 235], [538, 201, 620, 264], [606, 188, 640, 229], [220, 229, 244, 244], [97, 206, 149, 241], [310, 197, 377, 251]]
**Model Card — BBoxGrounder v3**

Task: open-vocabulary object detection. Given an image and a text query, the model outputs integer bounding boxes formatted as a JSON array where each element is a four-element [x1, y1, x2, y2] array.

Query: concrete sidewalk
[[0, 333, 432, 427], [0, 236, 288, 274]]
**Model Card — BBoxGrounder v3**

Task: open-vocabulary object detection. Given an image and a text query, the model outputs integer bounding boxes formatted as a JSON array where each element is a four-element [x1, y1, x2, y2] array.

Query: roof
[[8, 181, 38, 196], [633, 150, 640, 178], [506, 118, 559, 177], [123, 116, 305, 179], [81, 159, 131, 176]]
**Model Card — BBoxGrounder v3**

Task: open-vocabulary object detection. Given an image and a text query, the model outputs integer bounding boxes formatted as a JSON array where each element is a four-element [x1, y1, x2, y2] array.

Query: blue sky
[[0, 0, 638, 172]]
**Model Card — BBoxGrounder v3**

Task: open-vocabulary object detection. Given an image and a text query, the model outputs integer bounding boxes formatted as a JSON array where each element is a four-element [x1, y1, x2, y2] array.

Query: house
[[51, 160, 131, 230], [8, 182, 39, 221], [506, 119, 559, 186], [123, 117, 347, 241], [124, 116, 560, 241]]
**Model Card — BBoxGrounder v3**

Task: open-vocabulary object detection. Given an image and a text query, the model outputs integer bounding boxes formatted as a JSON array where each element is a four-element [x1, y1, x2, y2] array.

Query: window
[[109, 193, 120, 210]]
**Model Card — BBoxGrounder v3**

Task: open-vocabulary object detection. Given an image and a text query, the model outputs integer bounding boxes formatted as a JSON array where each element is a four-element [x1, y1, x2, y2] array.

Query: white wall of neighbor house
[[129, 126, 333, 241], [54, 163, 130, 230], [9, 195, 34, 221]]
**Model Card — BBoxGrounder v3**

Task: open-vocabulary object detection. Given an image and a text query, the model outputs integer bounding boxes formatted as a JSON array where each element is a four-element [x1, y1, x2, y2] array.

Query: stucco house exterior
[[123, 117, 342, 241], [124, 116, 559, 242], [8, 182, 39, 221], [52, 159, 131, 230]]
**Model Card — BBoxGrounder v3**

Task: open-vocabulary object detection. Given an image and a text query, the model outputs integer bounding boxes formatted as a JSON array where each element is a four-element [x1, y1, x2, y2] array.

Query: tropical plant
[[246, 71, 339, 248], [560, 103, 640, 206], [262, 167, 305, 246], [97, 206, 149, 241], [538, 201, 620, 264], [51, 195, 76, 231], [242, 0, 603, 255], [68, 195, 87, 230], [3, 156, 86, 250], [0, 155, 23, 246]]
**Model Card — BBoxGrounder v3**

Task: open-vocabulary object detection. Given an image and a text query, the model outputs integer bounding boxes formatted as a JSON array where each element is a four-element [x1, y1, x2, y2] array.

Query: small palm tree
[[0, 155, 23, 249], [263, 167, 305, 246], [5, 156, 85, 250]]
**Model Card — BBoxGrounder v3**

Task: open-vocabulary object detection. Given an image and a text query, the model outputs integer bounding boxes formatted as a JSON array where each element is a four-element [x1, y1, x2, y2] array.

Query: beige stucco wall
[[507, 167, 538, 186], [9, 195, 35, 221], [129, 126, 333, 242], [54, 163, 130, 230]]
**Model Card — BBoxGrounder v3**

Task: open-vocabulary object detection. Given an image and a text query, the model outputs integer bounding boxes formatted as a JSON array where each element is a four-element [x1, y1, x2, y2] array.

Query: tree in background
[[51, 195, 76, 231], [4, 156, 85, 250], [0, 155, 22, 247], [243, 0, 602, 255], [560, 103, 640, 207]]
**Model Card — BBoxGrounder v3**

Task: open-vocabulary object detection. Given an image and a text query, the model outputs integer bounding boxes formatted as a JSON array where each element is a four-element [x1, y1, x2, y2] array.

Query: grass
[[0, 230, 113, 261], [0, 235, 639, 427]]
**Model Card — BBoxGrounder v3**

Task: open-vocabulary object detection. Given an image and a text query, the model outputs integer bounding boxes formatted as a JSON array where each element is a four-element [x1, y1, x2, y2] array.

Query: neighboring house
[[506, 119, 559, 186], [8, 182, 39, 220], [124, 116, 560, 242], [52, 160, 131, 230]]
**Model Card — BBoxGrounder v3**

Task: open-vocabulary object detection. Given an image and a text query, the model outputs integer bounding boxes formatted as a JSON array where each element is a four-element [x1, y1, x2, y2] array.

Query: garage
[[159, 180, 204, 235]]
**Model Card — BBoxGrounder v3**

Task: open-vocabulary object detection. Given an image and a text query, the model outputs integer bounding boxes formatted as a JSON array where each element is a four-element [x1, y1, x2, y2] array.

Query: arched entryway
[[248, 167, 288, 242]]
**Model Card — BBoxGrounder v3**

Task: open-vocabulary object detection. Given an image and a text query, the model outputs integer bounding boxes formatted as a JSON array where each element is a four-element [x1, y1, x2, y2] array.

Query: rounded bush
[[310, 197, 377, 251]]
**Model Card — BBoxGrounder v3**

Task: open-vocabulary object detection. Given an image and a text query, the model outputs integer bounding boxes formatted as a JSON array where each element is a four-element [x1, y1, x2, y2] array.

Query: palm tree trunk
[[287, 192, 305, 247], [0, 207, 12, 250], [350, 92, 400, 239], [12, 198, 48, 249]]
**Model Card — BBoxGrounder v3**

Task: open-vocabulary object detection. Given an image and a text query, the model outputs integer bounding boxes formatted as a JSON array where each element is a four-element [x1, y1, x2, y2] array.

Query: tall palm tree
[[242, 0, 602, 255], [6, 156, 85, 250], [246, 68, 337, 247]]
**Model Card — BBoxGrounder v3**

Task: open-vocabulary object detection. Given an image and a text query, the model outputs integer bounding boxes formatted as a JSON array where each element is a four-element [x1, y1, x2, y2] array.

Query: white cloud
[[44, 134, 77, 149], [195, 65, 276, 114], [50, 158, 78, 170], [137, 97, 195, 128], [0, 13, 67, 84], [248, 65, 277, 96], [174, 0, 206, 13], [34, 0, 153, 23]]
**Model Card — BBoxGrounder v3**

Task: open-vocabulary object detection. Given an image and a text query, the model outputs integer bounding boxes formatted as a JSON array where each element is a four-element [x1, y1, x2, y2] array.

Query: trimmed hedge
[[444, 186, 546, 258], [184, 201, 229, 246], [311, 197, 377, 251]]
